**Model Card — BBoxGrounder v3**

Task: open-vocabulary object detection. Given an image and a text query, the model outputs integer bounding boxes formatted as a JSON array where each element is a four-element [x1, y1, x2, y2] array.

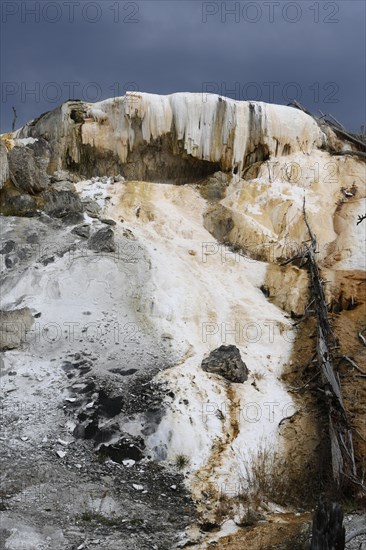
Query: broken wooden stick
[[339, 355, 366, 375]]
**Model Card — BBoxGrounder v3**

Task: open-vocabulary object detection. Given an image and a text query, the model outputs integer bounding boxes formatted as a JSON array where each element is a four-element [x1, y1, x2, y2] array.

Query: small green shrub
[[175, 454, 190, 470]]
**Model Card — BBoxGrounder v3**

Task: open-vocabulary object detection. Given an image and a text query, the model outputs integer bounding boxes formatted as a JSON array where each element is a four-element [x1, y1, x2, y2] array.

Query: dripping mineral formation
[[0, 92, 365, 549]]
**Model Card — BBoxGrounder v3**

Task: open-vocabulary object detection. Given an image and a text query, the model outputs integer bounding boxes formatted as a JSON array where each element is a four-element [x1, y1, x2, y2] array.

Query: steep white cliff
[[14, 92, 328, 178]]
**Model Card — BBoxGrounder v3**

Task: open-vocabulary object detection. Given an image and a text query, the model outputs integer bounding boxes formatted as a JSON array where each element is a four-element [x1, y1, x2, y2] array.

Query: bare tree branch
[[302, 198, 359, 490], [11, 106, 17, 132]]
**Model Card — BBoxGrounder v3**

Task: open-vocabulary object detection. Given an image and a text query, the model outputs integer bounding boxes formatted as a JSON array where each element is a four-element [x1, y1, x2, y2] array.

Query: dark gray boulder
[[0, 240, 16, 254], [100, 218, 117, 226], [71, 224, 91, 239], [8, 138, 50, 194], [201, 345, 249, 383], [88, 227, 115, 253], [98, 434, 145, 462], [42, 190, 83, 219], [3, 194, 38, 217]]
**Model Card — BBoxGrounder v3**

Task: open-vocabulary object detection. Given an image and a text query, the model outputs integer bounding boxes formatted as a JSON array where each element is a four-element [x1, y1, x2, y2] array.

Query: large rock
[[88, 227, 115, 253], [98, 434, 145, 462], [42, 190, 83, 219], [0, 141, 9, 189], [8, 138, 50, 194], [2, 193, 38, 217], [201, 345, 249, 383], [0, 308, 33, 350]]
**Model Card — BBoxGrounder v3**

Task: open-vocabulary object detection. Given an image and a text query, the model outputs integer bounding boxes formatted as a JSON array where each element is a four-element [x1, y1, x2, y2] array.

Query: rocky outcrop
[[0, 308, 33, 350], [1, 193, 38, 217], [0, 141, 9, 189], [201, 345, 249, 383], [42, 190, 83, 220], [12, 93, 327, 182], [8, 138, 50, 194]]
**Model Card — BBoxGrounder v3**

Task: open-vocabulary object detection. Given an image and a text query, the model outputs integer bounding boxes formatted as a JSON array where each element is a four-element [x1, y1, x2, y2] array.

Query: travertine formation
[[11, 92, 327, 180], [0, 93, 365, 548]]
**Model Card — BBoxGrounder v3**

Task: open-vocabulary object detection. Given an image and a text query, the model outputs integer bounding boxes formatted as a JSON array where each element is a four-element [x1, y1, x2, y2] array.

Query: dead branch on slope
[[301, 199, 360, 493]]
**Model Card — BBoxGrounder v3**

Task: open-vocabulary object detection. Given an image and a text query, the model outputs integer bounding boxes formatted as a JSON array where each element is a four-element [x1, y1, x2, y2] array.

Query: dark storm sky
[[1, 0, 365, 133]]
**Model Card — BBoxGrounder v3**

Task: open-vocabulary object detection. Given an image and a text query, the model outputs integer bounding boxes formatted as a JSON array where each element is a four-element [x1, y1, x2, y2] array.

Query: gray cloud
[[1, 0, 365, 132]]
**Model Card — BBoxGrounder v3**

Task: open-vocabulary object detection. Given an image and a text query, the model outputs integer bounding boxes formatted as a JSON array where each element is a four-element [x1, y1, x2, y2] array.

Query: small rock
[[122, 459, 135, 467], [52, 180, 75, 192], [51, 170, 72, 182], [71, 224, 91, 239], [84, 201, 100, 216], [56, 450, 67, 458], [100, 218, 116, 226]]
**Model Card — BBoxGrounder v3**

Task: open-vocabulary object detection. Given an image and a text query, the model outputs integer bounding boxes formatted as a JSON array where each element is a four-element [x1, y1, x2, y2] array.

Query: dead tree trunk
[[302, 200, 357, 490], [311, 500, 345, 550], [12, 106, 17, 132]]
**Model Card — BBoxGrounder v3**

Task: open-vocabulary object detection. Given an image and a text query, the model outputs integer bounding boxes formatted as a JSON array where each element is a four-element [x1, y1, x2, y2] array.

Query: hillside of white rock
[[0, 92, 365, 549]]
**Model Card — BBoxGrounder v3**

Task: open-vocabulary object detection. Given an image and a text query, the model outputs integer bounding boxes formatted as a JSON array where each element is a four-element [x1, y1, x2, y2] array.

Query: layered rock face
[[11, 92, 325, 181], [1, 93, 365, 548]]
